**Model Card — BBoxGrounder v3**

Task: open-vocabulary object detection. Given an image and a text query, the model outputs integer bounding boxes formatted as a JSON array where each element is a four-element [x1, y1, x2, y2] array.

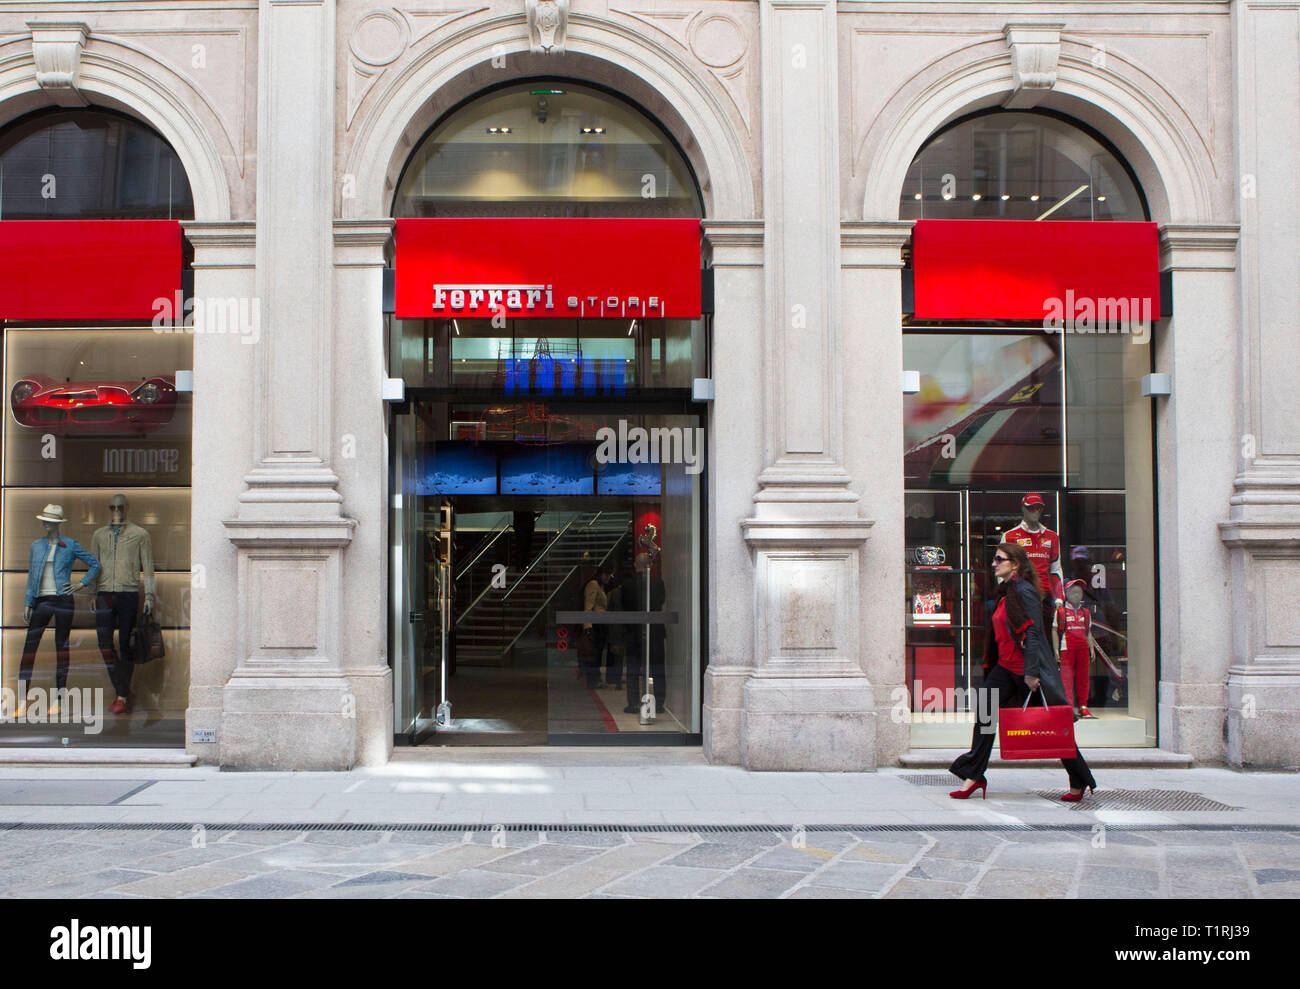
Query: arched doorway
[[0, 107, 195, 747], [899, 110, 1158, 749], [388, 82, 708, 745]]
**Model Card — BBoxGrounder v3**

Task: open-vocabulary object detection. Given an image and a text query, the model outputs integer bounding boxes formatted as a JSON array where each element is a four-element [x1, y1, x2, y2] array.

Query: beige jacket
[[88, 522, 157, 595]]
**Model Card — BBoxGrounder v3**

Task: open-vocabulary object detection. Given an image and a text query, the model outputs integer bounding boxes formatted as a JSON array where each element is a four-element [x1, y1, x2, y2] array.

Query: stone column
[[219, 0, 359, 769], [841, 222, 912, 766], [1218, 0, 1300, 770], [332, 219, 395, 767], [1153, 226, 1239, 762], [183, 221, 257, 764], [701, 220, 764, 765], [738, 0, 873, 771]]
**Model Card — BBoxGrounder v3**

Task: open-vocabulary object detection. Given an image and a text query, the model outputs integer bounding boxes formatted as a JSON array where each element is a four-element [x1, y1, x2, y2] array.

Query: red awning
[[0, 220, 183, 321], [911, 219, 1161, 322], [395, 217, 701, 320]]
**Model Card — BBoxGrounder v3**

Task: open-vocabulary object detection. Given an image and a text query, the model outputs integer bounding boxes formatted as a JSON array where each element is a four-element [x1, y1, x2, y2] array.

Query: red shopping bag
[[999, 688, 1076, 759]]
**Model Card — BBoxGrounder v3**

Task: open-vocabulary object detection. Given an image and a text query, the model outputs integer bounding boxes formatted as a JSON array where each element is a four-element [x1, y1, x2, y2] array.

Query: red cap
[[1022, 493, 1045, 508]]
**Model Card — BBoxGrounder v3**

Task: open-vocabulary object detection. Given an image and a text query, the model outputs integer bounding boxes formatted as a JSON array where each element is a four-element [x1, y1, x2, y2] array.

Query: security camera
[[535, 97, 549, 124]]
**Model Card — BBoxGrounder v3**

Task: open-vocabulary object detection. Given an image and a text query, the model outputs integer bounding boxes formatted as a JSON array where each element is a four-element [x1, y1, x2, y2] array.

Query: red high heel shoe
[[949, 780, 986, 800], [1060, 785, 1095, 802]]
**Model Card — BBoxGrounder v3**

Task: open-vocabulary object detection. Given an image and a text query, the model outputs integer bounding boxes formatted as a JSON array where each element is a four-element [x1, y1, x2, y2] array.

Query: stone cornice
[[333, 218, 393, 266], [742, 517, 874, 546], [1160, 223, 1239, 270], [702, 219, 764, 266], [183, 220, 256, 268], [841, 220, 912, 267]]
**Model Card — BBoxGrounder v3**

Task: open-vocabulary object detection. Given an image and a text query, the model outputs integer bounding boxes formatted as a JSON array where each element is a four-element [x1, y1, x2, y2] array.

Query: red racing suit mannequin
[[1056, 578, 1093, 711]]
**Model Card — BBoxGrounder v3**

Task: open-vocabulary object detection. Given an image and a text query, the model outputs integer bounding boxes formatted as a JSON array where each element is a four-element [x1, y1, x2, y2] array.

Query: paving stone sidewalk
[[0, 825, 1297, 899]]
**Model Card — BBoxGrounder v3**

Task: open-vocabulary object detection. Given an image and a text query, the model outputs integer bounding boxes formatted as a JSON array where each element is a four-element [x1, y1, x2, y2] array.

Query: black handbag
[[130, 615, 166, 665]]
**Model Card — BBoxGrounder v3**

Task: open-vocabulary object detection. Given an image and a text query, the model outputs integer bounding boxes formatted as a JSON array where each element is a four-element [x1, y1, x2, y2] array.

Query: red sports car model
[[10, 373, 178, 434]]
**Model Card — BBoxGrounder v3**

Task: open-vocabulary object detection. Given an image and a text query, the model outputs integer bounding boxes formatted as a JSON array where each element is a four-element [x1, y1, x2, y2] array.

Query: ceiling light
[[971, 193, 982, 201], [1030, 194, 1040, 202], [913, 193, 922, 200], [1097, 195, 1107, 202], [942, 193, 953, 201], [1000, 194, 1010, 201], [486, 126, 512, 134]]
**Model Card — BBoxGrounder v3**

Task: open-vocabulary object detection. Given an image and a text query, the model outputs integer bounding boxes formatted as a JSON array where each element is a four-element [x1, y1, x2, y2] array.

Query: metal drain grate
[[1037, 789, 1242, 812], [899, 774, 959, 787]]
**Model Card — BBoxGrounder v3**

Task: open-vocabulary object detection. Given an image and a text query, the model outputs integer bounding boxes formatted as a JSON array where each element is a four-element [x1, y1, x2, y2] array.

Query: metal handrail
[[454, 514, 579, 626], [499, 523, 629, 656], [454, 514, 513, 581], [501, 514, 585, 602]]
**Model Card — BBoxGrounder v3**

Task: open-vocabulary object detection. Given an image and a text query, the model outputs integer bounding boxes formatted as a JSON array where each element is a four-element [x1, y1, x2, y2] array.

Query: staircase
[[454, 511, 630, 665]]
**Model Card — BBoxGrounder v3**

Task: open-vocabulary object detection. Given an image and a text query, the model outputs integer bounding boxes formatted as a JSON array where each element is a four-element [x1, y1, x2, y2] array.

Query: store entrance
[[905, 488, 1142, 746], [391, 399, 703, 745]]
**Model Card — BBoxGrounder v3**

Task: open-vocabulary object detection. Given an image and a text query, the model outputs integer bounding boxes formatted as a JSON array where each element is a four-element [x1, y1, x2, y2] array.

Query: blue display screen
[[500, 444, 595, 495], [418, 442, 498, 495], [596, 459, 661, 496]]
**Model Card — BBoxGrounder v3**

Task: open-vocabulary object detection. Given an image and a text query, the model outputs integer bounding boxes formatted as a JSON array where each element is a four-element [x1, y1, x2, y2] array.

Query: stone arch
[[857, 37, 1217, 225], [344, 19, 756, 221], [0, 37, 235, 220]]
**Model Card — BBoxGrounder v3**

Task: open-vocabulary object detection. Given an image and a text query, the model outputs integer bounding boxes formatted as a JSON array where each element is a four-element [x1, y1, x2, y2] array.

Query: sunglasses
[[992, 554, 1010, 564]]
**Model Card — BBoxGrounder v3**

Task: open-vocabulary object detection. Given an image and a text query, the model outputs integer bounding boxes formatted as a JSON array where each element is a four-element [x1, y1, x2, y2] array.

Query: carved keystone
[[1003, 22, 1064, 109], [28, 20, 90, 95]]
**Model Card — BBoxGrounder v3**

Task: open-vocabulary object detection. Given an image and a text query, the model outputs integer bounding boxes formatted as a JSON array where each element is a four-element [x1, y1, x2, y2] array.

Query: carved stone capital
[[1002, 22, 1064, 109], [27, 20, 89, 94], [526, 0, 569, 55]]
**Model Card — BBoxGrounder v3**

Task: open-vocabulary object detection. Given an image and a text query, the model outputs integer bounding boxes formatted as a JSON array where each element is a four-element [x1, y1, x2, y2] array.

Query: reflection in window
[[900, 111, 1146, 222]]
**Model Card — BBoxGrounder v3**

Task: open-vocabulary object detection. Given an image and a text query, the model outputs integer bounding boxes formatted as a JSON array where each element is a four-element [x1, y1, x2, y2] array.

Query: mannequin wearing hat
[[1004, 493, 1066, 642], [1056, 579, 1098, 718], [87, 494, 157, 716], [18, 505, 101, 718], [1003, 493, 1066, 606]]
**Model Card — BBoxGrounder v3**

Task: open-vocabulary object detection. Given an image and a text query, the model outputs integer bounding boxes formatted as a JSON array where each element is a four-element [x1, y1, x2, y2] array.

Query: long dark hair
[[997, 541, 1042, 599]]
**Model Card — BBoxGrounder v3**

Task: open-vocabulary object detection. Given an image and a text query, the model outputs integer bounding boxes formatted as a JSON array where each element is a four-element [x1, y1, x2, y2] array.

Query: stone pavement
[[0, 825, 1296, 899], [0, 748, 1297, 897]]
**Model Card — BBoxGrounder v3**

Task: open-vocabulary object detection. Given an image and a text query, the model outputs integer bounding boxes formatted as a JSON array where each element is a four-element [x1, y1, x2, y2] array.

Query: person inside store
[[17, 504, 101, 719], [626, 551, 667, 717], [949, 540, 1097, 802], [88, 494, 158, 716], [581, 565, 613, 690], [602, 568, 628, 692]]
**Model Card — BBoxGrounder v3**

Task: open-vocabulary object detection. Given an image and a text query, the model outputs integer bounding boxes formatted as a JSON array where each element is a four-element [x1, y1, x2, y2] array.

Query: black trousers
[[95, 591, 139, 697], [580, 626, 607, 688], [949, 663, 1096, 790], [20, 595, 75, 690]]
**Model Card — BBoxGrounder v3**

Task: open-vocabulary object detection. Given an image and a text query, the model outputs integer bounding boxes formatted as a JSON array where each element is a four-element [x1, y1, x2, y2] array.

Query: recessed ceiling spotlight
[[1097, 195, 1107, 202], [1000, 194, 1011, 201], [1030, 194, 1041, 202], [913, 193, 923, 200], [486, 126, 512, 134], [971, 193, 982, 201]]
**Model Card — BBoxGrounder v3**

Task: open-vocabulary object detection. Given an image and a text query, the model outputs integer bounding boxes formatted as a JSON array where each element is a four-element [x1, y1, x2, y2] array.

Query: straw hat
[[36, 504, 66, 523]]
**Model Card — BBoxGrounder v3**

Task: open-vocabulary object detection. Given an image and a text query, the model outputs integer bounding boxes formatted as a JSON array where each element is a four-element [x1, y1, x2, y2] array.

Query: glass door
[[391, 398, 703, 744]]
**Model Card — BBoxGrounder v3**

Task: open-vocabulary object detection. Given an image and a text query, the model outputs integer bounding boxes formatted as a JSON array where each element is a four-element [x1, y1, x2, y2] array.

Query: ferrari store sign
[[394, 217, 702, 320]]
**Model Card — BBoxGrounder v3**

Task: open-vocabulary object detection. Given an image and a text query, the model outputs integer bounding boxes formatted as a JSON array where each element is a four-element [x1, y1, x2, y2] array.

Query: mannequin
[[18, 504, 101, 718], [1057, 579, 1099, 718], [1003, 492, 1065, 633], [88, 494, 156, 716]]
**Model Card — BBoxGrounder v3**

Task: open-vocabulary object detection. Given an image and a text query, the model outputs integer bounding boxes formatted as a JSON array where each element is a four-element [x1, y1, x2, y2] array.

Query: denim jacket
[[26, 536, 101, 607]]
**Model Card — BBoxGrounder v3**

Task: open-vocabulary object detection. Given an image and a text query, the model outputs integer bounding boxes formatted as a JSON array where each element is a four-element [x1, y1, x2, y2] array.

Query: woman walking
[[949, 540, 1097, 801]]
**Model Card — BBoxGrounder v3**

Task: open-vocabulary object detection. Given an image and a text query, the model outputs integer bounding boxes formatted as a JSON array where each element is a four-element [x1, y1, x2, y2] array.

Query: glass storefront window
[[900, 110, 1156, 747], [394, 83, 700, 218], [0, 108, 194, 745], [391, 400, 702, 741], [899, 111, 1145, 222], [0, 109, 193, 220], [2, 327, 192, 745]]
